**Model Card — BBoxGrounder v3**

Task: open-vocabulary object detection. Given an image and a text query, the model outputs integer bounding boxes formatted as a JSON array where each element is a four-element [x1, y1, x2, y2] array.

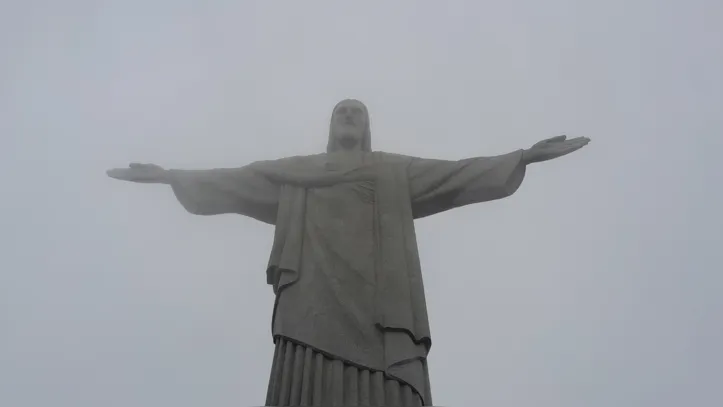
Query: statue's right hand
[[106, 163, 170, 184]]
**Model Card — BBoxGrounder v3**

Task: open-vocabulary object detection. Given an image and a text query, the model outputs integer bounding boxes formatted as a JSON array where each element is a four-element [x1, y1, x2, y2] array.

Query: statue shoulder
[[373, 151, 415, 164], [251, 153, 327, 168]]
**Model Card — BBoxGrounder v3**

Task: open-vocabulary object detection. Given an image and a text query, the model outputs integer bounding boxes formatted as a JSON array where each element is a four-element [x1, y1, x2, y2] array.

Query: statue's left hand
[[106, 163, 170, 184], [522, 135, 590, 164]]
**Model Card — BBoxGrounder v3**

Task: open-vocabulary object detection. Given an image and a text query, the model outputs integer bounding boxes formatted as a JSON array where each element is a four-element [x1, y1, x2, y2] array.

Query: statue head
[[327, 99, 371, 153]]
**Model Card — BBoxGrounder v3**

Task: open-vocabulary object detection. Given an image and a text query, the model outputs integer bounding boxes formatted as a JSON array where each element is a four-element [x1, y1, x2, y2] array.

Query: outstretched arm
[[408, 150, 527, 218], [408, 135, 590, 218], [107, 163, 280, 224]]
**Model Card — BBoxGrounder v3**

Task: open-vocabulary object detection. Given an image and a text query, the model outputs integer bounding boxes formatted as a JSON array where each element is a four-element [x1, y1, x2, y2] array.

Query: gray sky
[[2, 1, 722, 406]]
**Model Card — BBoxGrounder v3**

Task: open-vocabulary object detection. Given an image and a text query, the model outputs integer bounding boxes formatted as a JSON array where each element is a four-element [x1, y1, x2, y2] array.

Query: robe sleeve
[[167, 165, 279, 225], [407, 149, 527, 219]]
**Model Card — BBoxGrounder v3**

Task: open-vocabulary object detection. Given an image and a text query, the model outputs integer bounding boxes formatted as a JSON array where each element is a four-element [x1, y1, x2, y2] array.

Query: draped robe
[[168, 148, 526, 405]]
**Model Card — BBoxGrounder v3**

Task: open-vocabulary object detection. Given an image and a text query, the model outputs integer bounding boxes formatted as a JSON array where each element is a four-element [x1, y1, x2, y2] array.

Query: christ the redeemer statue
[[108, 99, 590, 406]]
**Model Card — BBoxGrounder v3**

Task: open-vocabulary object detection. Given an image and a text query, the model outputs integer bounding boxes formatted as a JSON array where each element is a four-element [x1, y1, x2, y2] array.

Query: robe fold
[[169, 149, 526, 405]]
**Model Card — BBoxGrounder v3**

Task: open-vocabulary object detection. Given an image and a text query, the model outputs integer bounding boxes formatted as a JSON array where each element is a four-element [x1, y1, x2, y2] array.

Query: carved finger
[[107, 168, 130, 179], [534, 135, 566, 147], [559, 139, 588, 149], [546, 135, 567, 143], [567, 137, 589, 144]]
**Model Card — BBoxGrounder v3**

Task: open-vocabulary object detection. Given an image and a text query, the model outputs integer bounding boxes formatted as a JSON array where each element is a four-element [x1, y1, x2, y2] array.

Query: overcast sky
[[2, 1, 722, 406]]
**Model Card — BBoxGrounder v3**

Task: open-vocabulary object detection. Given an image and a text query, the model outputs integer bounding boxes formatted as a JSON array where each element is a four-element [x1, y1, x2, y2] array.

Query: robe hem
[[271, 334, 427, 405]]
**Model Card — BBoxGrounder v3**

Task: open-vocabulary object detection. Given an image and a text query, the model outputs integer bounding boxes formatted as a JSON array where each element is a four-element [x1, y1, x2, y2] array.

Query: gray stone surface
[[107, 99, 590, 404]]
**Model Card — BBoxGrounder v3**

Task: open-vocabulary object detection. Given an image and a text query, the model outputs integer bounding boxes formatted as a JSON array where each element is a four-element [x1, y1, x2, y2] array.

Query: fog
[[2, 1, 722, 406]]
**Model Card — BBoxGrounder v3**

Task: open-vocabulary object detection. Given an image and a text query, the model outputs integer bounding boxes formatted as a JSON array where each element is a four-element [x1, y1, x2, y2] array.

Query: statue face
[[330, 100, 367, 150]]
